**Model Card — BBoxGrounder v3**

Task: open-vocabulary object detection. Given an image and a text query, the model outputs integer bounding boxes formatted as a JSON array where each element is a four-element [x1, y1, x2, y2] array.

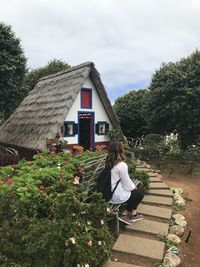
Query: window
[[96, 122, 109, 135], [64, 121, 77, 137], [81, 88, 92, 109]]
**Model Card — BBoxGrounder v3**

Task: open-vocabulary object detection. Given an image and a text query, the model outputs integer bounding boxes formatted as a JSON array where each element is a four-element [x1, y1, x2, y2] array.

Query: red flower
[[6, 179, 13, 184], [39, 185, 45, 190]]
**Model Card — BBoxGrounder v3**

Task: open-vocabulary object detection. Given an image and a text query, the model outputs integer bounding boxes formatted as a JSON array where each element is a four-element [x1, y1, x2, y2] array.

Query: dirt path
[[162, 171, 200, 267]]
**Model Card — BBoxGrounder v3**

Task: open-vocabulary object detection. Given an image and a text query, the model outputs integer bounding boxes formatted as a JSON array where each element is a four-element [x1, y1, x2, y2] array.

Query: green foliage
[[177, 141, 200, 174], [164, 219, 176, 227], [148, 50, 200, 148], [147, 86, 200, 148], [143, 134, 164, 145], [114, 89, 149, 139], [134, 134, 164, 160], [134, 133, 200, 175], [107, 128, 124, 141], [0, 151, 113, 267], [134, 133, 181, 163], [24, 59, 70, 92], [0, 23, 27, 122], [113, 50, 200, 148], [127, 162, 150, 191], [173, 201, 185, 212], [157, 234, 176, 249], [124, 149, 135, 163], [133, 170, 150, 192], [150, 49, 200, 90]]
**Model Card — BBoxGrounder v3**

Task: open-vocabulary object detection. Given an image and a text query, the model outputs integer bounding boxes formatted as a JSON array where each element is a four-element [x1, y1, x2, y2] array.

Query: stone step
[[135, 167, 150, 172], [150, 177, 162, 182], [138, 203, 172, 219], [147, 189, 173, 197], [143, 195, 173, 206], [113, 234, 165, 261], [103, 261, 142, 267], [149, 182, 169, 189], [136, 164, 147, 168], [148, 172, 158, 177], [126, 219, 169, 235]]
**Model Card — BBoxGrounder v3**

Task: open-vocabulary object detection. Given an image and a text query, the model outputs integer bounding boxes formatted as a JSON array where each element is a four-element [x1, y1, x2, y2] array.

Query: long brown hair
[[106, 141, 125, 168]]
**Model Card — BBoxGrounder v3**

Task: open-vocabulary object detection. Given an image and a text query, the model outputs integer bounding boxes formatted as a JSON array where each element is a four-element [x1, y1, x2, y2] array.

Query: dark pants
[[125, 189, 144, 212]]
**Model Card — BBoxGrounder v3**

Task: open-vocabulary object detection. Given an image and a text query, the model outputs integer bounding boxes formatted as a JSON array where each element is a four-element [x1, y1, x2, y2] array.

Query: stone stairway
[[103, 166, 173, 267]]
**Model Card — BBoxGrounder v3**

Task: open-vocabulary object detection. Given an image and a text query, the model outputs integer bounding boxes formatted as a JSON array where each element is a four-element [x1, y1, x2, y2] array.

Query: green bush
[[134, 133, 181, 162], [107, 129, 124, 141], [133, 134, 164, 161], [177, 142, 200, 174], [0, 151, 113, 267], [127, 162, 150, 192], [124, 149, 135, 163]]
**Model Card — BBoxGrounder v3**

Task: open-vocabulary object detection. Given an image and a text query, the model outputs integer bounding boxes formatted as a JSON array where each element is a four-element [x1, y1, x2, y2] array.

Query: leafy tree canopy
[[147, 50, 200, 147], [114, 89, 150, 139], [115, 50, 200, 148], [0, 23, 27, 122], [24, 59, 70, 92], [147, 86, 200, 148], [150, 49, 200, 90]]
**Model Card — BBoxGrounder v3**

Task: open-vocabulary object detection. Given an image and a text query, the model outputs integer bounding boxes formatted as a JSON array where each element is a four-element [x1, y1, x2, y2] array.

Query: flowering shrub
[[134, 133, 181, 161], [164, 132, 180, 155], [0, 151, 113, 267]]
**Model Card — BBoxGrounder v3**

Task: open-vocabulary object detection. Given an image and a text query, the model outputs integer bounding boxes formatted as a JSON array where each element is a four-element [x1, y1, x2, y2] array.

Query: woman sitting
[[106, 141, 144, 225]]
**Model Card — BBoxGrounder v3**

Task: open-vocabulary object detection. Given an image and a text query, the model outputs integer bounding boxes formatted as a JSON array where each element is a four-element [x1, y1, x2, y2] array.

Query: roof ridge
[[39, 61, 94, 82]]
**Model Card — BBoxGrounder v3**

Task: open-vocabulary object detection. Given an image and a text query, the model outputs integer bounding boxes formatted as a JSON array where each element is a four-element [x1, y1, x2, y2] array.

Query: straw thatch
[[0, 62, 121, 150]]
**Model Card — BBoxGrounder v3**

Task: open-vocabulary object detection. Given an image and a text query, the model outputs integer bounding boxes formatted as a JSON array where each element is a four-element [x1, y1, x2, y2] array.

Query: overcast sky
[[1, 0, 200, 102]]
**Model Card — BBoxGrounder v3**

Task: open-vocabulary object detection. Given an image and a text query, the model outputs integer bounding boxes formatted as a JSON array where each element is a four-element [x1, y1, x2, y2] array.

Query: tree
[[147, 86, 200, 147], [24, 59, 70, 92], [150, 49, 200, 90], [0, 23, 27, 122], [114, 89, 149, 139], [148, 50, 200, 148]]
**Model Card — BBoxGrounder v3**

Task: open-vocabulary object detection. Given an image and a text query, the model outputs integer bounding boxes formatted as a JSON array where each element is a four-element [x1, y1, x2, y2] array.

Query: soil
[[161, 170, 200, 267]]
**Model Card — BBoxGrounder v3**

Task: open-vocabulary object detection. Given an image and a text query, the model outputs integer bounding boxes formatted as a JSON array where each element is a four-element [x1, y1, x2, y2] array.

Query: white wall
[[64, 77, 113, 144]]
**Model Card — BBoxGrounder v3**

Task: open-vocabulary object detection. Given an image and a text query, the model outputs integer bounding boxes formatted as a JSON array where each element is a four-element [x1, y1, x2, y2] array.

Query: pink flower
[[39, 185, 45, 190], [87, 240, 93, 247], [6, 179, 13, 184]]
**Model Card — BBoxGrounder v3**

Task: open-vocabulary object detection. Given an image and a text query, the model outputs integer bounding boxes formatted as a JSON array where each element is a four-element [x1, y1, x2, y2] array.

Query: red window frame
[[81, 88, 92, 109]]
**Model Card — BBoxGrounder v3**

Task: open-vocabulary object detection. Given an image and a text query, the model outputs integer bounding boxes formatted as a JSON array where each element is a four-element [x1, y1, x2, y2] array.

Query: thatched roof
[[0, 62, 122, 150]]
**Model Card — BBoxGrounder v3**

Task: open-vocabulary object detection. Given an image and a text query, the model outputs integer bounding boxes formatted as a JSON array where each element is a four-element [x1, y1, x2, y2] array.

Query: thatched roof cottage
[[0, 62, 122, 152]]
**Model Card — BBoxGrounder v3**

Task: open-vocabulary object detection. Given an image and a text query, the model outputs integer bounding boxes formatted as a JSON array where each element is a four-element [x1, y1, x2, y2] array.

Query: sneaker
[[130, 214, 144, 222], [118, 215, 133, 225]]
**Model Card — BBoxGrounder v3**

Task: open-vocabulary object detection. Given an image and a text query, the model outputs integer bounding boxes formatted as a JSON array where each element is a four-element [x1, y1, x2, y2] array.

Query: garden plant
[[0, 151, 113, 267], [0, 147, 150, 267]]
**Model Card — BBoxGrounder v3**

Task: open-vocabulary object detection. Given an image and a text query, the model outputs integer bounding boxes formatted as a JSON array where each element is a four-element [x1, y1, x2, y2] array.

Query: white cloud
[[1, 0, 200, 101]]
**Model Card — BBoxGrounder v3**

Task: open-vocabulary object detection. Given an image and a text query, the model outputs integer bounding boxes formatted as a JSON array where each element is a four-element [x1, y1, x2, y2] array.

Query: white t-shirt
[[109, 161, 136, 204]]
